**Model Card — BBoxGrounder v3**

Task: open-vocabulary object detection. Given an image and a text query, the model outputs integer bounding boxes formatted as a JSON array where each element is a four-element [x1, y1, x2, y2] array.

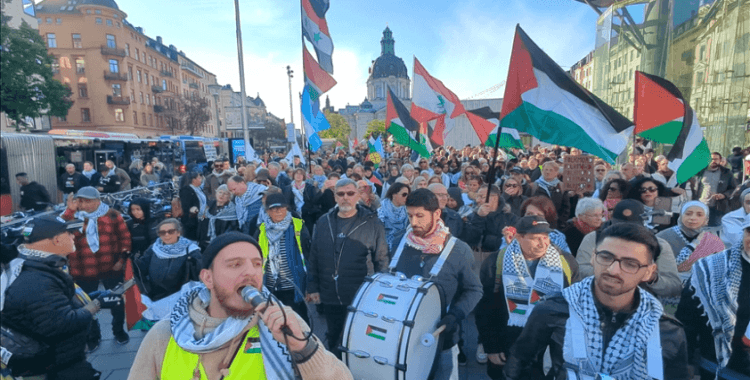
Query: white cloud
[[325, 48, 368, 109]]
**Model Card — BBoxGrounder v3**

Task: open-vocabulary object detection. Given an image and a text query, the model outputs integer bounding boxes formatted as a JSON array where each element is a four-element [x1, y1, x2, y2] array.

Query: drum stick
[[432, 325, 446, 338]]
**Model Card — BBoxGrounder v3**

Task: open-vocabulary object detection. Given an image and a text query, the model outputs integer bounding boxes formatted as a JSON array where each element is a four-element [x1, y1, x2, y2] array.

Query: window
[[46, 33, 56, 48], [45, 17, 51, 23], [72, 33, 82, 48], [112, 84, 121, 97], [95, 9, 101, 14], [95, 17, 102, 24], [151, 75, 155, 85], [699, 45, 706, 61], [106, 34, 116, 48], [140, 92, 144, 104], [56, 18, 61, 24], [137, 70, 142, 82], [133, 111, 138, 124], [128, 66, 133, 80], [57, 115, 67, 122], [106, 19, 112, 27], [145, 73, 149, 85], [696, 71, 704, 84], [148, 114, 152, 126], [135, 48, 140, 61], [86, 9, 91, 14], [81, 108, 91, 122], [115, 108, 124, 122], [630, 51, 634, 61], [78, 84, 88, 98], [142, 52, 146, 62], [162, 79, 167, 91], [75, 57, 85, 74], [116, 21, 120, 28], [146, 94, 150, 105], [142, 113, 146, 125], [51, 59, 59, 74], [125, 43, 129, 57], [109, 59, 119, 73]]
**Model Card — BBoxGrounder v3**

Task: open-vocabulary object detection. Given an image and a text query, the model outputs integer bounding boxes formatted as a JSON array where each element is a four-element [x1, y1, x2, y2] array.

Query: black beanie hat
[[201, 231, 262, 269]]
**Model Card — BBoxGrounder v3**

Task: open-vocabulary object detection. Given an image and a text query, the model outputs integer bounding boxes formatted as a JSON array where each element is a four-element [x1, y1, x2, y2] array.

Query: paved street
[[91, 304, 491, 380]]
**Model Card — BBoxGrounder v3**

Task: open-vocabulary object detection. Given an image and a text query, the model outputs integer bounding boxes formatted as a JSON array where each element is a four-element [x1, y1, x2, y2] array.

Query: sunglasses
[[158, 228, 178, 236], [640, 186, 658, 193], [608, 187, 620, 192], [504, 184, 519, 188], [336, 191, 357, 197], [399, 192, 409, 197]]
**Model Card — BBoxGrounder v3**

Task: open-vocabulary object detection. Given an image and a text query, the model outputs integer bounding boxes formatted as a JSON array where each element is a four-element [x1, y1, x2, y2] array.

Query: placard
[[562, 155, 595, 194]]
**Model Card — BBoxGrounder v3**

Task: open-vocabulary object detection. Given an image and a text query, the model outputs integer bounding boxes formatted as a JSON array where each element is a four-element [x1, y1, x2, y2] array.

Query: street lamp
[[287, 65, 294, 128], [234, 0, 251, 161]]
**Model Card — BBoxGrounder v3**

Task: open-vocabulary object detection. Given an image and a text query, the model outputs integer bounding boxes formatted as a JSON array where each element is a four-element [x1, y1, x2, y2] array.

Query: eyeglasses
[[504, 184, 519, 188], [639, 186, 658, 193], [336, 191, 357, 197], [607, 187, 620, 192], [435, 193, 448, 198], [158, 228, 178, 236], [398, 192, 409, 197], [595, 251, 650, 274]]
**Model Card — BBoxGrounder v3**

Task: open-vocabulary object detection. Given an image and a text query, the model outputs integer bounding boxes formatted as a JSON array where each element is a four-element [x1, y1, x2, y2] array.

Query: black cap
[[264, 193, 288, 209], [515, 215, 553, 235], [202, 231, 262, 269], [611, 199, 646, 223], [23, 215, 83, 243], [510, 167, 524, 174]]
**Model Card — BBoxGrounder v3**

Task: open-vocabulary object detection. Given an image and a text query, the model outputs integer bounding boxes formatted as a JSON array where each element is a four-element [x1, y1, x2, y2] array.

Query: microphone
[[241, 286, 266, 308]]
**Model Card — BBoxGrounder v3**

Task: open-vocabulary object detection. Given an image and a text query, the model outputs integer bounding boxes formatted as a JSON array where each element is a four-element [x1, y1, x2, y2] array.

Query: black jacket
[[179, 186, 202, 240], [462, 209, 518, 252], [307, 204, 389, 305], [441, 207, 464, 239], [676, 257, 750, 378], [57, 172, 88, 195], [531, 182, 571, 229], [197, 200, 240, 250], [133, 242, 202, 301], [504, 292, 690, 380], [297, 182, 324, 235], [503, 193, 528, 217], [19, 181, 50, 211], [2, 254, 94, 374], [90, 172, 121, 194], [127, 198, 156, 255]]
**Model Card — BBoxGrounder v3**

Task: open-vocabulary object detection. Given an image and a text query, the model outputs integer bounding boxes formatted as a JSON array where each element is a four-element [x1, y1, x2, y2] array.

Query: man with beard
[[205, 158, 234, 200], [306, 178, 388, 358], [127, 232, 352, 379], [389, 189, 482, 380], [697, 152, 738, 226], [58, 163, 89, 198], [105, 160, 131, 191], [504, 223, 689, 379]]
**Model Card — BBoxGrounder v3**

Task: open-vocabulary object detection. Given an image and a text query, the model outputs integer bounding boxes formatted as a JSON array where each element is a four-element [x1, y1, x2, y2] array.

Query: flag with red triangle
[[303, 45, 336, 102]]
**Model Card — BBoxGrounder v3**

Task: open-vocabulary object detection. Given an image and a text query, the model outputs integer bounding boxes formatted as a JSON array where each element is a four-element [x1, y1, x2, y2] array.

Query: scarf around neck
[[152, 236, 198, 259], [190, 184, 207, 219], [406, 219, 451, 254], [573, 217, 598, 236], [535, 177, 560, 197], [264, 212, 293, 278], [82, 168, 97, 179], [170, 285, 296, 379], [563, 277, 663, 380], [498, 239, 564, 327], [76, 202, 110, 253], [291, 185, 304, 214], [236, 182, 267, 225], [378, 198, 409, 249], [206, 202, 238, 241]]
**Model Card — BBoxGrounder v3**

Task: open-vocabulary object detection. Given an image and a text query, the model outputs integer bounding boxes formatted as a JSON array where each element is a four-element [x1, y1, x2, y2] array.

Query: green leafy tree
[[319, 110, 351, 144], [364, 119, 389, 140], [1, 10, 73, 130]]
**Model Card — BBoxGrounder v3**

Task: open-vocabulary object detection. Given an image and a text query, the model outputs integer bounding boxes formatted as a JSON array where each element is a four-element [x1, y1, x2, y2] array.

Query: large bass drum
[[340, 272, 443, 380]]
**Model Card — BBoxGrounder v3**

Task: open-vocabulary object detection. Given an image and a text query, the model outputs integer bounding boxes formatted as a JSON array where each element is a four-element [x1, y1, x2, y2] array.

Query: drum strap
[[428, 237, 457, 279], [388, 229, 412, 272]]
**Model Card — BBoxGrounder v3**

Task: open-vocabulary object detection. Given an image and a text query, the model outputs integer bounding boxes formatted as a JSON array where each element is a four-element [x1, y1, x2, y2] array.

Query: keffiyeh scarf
[[236, 182, 267, 227], [152, 236, 198, 259], [190, 184, 207, 220], [75, 202, 110, 253], [378, 198, 409, 250], [291, 182, 305, 214], [535, 177, 560, 197], [690, 245, 743, 371], [497, 240, 565, 327], [563, 277, 663, 380], [406, 219, 451, 254], [264, 213, 293, 277], [674, 231, 724, 272], [206, 202, 238, 241], [170, 285, 296, 379]]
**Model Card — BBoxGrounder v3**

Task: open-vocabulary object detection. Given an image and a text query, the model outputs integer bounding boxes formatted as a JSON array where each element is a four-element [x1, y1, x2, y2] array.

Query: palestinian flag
[[468, 106, 524, 149], [368, 136, 384, 168], [301, 0, 333, 74], [634, 71, 710, 183], [500, 25, 633, 164], [386, 86, 430, 158], [303, 46, 336, 102]]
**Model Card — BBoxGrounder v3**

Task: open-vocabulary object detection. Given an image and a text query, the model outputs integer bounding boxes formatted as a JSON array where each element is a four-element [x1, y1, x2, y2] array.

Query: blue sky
[[115, 0, 604, 125]]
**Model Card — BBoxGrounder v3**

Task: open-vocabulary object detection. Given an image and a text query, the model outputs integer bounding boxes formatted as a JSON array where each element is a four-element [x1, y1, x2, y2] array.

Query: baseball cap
[[75, 186, 100, 199], [510, 167, 524, 174], [611, 199, 646, 224], [23, 215, 83, 243], [515, 215, 553, 235], [265, 193, 288, 209]]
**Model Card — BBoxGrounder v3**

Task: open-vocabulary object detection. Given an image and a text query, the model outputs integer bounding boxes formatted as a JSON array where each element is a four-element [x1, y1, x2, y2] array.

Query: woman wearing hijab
[[598, 178, 629, 221], [178, 171, 206, 241], [378, 182, 410, 251], [721, 188, 750, 248], [447, 187, 473, 219], [127, 197, 157, 258], [133, 218, 202, 330], [196, 185, 238, 250]]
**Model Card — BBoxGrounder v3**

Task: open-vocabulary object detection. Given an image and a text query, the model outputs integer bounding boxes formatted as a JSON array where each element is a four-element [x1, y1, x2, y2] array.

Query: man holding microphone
[[128, 231, 351, 380]]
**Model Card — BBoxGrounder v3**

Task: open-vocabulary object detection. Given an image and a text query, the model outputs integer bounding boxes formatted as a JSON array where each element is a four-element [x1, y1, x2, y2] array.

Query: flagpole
[[233, 0, 252, 163], [486, 124, 504, 204]]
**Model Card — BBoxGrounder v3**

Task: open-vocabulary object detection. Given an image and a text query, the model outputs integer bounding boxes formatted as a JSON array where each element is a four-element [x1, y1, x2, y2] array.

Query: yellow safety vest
[[160, 326, 265, 380], [258, 218, 305, 273]]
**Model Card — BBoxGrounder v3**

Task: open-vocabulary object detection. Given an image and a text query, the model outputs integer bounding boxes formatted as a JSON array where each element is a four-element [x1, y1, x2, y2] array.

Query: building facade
[[35, 0, 220, 138]]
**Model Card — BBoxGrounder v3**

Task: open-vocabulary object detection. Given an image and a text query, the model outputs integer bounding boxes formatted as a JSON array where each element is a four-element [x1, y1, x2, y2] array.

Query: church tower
[[367, 26, 410, 103]]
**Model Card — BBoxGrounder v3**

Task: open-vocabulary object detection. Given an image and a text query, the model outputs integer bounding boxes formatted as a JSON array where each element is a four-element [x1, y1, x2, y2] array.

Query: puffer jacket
[[307, 204, 389, 305], [2, 254, 93, 374], [133, 241, 202, 301]]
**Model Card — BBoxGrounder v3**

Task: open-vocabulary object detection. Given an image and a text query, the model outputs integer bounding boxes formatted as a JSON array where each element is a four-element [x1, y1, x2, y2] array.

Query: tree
[[163, 94, 210, 136], [1, 10, 73, 130], [319, 110, 351, 144], [364, 119, 389, 140]]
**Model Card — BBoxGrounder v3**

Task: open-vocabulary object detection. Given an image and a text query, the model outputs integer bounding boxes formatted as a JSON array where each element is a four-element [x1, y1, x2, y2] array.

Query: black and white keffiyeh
[[264, 212, 293, 278], [152, 236, 199, 259], [563, 276, 663, 379], [205, 202, 238, 241], [75, 202, 110, 253], [236, 182, 267, 227]]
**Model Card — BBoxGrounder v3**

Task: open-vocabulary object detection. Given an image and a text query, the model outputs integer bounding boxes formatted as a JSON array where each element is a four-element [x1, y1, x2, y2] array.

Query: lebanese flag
[[411, 57, 466, 137], [387, 86, 430, 158], [500, 25, 633, 164], [301, 0, 333, 74], [468, 106, 524, 149], [303, 46, 336, 102], [634, 71, 711, 183]]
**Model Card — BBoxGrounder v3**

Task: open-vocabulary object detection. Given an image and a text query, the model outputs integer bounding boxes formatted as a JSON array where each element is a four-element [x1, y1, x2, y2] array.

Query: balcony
[[160, 70, 173, 78], [107, 95, 130, 105], [189, 83, 199, 89], [153, 105, 165, 113], [152, 85, 164, 94], [100, 45, 126, 57], [103, 71, 128, 81]]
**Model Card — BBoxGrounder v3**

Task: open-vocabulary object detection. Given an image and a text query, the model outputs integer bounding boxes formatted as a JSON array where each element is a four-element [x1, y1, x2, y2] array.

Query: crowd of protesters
[[3, 138, 750, 380]]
